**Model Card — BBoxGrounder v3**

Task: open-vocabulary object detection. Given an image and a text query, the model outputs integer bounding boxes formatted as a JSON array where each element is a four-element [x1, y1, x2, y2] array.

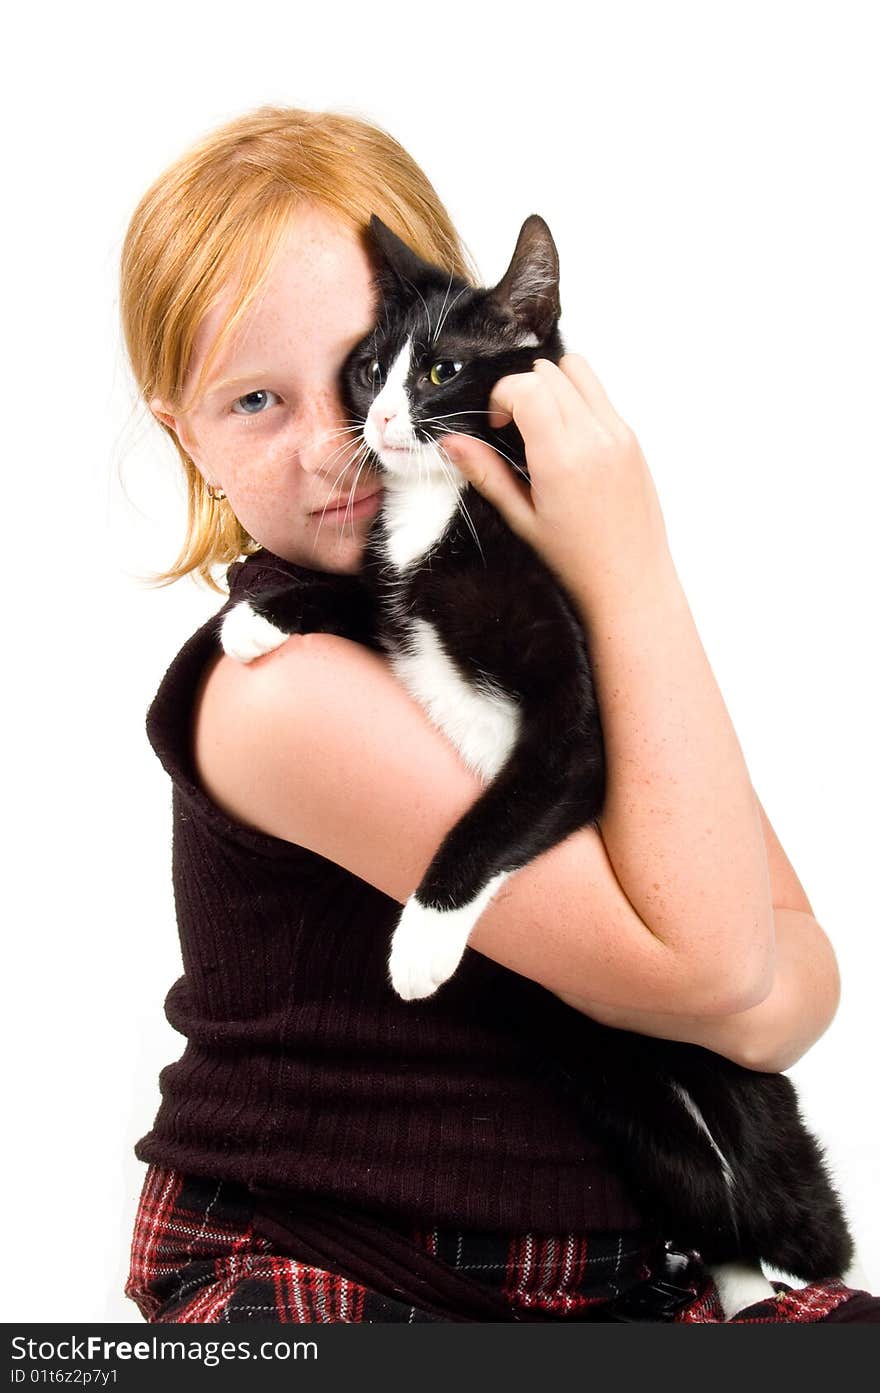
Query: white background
[[3, 0, 877, 1322]]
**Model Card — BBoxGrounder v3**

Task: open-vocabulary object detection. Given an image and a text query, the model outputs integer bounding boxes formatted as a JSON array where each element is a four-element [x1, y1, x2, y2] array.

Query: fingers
[[441, 433, 534, 536], [490, 355, 623, 445], [487, 368, 563, 431], [487, 369, 569, 466], [532, 357, 592, 431], [556, 353, 623, 429], [439, 352, 624, 544]]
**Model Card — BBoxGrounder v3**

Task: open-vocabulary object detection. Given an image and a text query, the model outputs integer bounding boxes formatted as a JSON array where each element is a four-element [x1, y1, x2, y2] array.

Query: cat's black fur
[[223, 214, 853, 1286]]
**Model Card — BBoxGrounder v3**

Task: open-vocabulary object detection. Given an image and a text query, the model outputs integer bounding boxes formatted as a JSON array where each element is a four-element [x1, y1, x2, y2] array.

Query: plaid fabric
[[125, 1164, 873, 1324]]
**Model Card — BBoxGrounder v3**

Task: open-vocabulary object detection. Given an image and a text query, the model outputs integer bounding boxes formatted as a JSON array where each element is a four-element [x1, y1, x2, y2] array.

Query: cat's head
[[341, 214, 564, 483]]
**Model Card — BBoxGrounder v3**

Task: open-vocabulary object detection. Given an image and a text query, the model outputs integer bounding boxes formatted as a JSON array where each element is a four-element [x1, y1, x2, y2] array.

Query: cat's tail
[[582, 1043, 855, 1283], [388, 679, 604, 999]]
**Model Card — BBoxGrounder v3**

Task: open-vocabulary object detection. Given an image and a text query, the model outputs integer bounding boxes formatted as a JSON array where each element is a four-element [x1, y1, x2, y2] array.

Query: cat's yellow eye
[[429, 360, 463, 387]]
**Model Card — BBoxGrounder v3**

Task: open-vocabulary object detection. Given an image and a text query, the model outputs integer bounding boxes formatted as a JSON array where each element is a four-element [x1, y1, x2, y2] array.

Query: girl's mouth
[[312, 488, 384, 523]]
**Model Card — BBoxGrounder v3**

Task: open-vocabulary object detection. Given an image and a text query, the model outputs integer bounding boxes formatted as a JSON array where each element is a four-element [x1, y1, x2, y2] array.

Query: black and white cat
[[219, 214, 857, 1316]]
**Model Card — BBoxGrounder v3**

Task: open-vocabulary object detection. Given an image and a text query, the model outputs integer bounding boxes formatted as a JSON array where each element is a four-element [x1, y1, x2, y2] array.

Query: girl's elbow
[[727, 966, 775, 1016], [689, 944, 775, 1017]]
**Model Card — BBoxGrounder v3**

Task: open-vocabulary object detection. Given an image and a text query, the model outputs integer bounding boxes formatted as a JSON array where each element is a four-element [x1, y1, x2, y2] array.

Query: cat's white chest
[[379, 474, 462, 571], [390, 618, 520, 783]]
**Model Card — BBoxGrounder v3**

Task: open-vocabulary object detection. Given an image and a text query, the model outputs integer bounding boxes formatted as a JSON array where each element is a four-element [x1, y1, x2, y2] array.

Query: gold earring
[[207, 484, 227, 501]]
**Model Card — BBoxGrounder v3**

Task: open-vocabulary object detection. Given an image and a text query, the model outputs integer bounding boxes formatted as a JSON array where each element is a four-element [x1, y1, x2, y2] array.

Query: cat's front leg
[[388, 872, 512, 1000], [220, 599, 292, 663], [220, 580, 379, 664]]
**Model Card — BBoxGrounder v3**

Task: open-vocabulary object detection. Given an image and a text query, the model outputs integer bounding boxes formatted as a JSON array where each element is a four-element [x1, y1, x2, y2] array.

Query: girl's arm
[[442, 353, 840, 1069], [444, 355, 780, 1012], [445, 356, 776, 1002], [195, 634, 837, 1063], [194, 634, 765, 1020], [555, 906, 841, 1073], [556, 789, 839, 1070], [557, 790, 839, 1071]]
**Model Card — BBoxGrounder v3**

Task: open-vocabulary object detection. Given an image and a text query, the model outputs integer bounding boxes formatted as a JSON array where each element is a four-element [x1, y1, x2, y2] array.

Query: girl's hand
[[442, 354, 673, 610]]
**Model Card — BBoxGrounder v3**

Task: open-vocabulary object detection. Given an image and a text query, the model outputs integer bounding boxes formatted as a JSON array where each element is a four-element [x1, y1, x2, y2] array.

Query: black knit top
[[134, 548, 644, 1233]]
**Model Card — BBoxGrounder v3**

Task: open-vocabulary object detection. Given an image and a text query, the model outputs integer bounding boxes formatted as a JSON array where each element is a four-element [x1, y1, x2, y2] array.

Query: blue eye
[[231, 389, 280, 416]]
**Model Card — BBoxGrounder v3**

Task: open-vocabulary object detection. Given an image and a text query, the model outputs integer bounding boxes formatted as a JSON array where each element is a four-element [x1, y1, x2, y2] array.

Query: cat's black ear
[[486, 215, 561, 341], [366, 215, 441, 289]]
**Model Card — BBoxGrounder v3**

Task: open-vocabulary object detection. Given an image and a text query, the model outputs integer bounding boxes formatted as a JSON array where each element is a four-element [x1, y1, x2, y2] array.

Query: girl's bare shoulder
[[192, 630, 481, 900]]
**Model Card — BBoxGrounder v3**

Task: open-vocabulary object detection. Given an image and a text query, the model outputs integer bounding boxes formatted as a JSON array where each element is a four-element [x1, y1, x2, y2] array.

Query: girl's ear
[[149, 397, 177, 432], [149, 398, 205, 473]]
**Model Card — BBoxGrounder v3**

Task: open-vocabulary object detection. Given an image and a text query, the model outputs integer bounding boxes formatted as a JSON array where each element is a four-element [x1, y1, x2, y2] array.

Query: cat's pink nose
[[368, 404, 395, 431]]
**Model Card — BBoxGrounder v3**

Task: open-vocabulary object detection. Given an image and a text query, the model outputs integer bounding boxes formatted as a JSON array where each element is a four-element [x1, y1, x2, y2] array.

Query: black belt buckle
[[599, 1245, 697, 1323]]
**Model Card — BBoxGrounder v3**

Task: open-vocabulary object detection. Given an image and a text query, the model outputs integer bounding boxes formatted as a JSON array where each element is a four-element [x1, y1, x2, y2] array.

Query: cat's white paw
[[220, 601, 289, 663], [707, 1261, 776, 1320], [388, 899, 473, 1000], [387, 871, 512, 1000]]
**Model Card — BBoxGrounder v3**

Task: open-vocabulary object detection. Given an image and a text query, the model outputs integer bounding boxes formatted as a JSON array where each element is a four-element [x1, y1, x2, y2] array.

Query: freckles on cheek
[[224, 459, 308, 548], [223, 442, 299, 509], [233, 485, 301, 545]]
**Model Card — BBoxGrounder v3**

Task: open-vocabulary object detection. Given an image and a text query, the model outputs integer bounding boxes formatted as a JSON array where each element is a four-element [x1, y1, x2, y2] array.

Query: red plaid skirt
[[125, 1164, 878, 1324]]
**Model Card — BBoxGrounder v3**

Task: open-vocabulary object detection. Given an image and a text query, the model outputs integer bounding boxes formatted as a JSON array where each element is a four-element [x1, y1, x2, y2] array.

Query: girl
[[120, 105, 877, 1323]]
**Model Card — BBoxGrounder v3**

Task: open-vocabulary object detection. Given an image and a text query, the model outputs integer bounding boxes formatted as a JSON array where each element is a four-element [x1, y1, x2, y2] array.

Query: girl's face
[[151, 204, 384, 574]]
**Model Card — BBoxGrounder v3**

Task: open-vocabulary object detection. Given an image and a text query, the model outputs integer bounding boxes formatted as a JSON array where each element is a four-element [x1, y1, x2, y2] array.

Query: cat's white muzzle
[[367, 432, 458, 484]]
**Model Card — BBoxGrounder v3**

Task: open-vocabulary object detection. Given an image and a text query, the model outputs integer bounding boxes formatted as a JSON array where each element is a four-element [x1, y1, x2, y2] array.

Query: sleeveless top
[[134, 547, 644, 1233]]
